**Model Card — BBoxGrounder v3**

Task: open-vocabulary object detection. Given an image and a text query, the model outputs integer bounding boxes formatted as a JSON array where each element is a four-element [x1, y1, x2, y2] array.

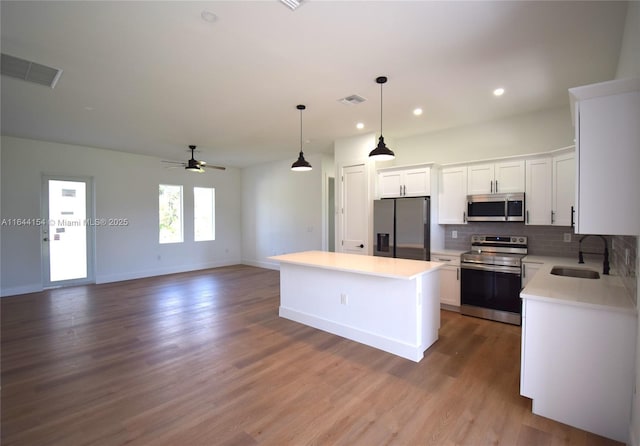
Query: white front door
[[42, 176, 95, 287], [341, 164, 367, 255]]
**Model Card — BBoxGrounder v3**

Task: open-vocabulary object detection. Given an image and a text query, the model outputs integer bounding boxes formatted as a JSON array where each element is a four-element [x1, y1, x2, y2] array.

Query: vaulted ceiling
[[0, 1, 628, 168]]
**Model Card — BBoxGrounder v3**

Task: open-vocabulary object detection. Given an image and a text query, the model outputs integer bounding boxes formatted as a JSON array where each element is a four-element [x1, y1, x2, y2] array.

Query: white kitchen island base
[[270, 251, 443, 362]]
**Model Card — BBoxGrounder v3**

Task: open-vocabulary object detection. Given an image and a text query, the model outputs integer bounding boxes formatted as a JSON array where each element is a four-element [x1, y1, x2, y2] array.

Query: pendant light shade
[[291, 104, 312, 171], [369, 76, 395, 161]]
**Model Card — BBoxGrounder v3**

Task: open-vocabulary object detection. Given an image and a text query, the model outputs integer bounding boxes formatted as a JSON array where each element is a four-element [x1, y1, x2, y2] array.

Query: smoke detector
[[338, 94, 367, 106], [1, 53, 63, 88]]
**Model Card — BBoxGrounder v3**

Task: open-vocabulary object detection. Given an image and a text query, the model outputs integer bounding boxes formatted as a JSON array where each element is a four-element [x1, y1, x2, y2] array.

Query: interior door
[[42, 176, 95, 287], [341, 164, 367, 254]]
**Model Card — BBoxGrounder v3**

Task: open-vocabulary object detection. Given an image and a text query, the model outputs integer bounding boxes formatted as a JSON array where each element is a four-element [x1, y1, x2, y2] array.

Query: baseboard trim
[[1, 284, 43, 298], [279, 306, 424, 362]]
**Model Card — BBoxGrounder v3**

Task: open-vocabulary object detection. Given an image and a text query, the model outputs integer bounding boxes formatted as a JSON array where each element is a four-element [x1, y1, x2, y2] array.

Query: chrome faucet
[[578, 234, 610, 275]]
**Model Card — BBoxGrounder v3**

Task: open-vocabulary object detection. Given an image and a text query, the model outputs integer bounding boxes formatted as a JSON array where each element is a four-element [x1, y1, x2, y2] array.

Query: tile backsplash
[[443, 223, 637, 305]]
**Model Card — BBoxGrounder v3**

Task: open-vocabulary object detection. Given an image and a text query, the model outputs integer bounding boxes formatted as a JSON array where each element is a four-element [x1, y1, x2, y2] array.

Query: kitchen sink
[[550, 266, 600, 279]]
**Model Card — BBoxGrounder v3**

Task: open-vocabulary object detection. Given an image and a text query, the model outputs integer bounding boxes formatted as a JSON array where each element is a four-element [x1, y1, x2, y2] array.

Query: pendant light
[[368, 76, 395, 161], [291, 104, 312, 171]]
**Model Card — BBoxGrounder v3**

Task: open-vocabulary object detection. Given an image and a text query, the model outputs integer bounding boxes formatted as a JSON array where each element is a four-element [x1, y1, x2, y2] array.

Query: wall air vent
[[1, 53, 63, 88], [338, 94, 367, 106]]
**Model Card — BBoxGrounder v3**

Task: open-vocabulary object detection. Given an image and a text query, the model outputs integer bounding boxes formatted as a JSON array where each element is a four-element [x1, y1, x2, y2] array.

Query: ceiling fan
[[162, 145, 226, 172]]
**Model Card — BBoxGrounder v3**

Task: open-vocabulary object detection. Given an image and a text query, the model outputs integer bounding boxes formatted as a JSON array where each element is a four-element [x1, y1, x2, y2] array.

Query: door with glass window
[[42, 176, 95, 287]]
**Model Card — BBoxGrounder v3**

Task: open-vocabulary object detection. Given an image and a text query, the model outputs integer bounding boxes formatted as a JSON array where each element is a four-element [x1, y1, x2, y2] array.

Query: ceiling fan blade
[[164, 165, 184, 169], [161, 160, 184, 165], [203, 165, 226, 171]]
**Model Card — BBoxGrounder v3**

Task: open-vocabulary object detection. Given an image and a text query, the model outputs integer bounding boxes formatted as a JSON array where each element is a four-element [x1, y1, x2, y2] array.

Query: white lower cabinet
[[520, 297, 635, 443], [521, 261, 542, 288], [432, 253, 460, 309]]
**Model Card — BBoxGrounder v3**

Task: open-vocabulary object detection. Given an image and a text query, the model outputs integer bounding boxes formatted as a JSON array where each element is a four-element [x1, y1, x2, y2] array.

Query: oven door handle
[[461, 263, 521, 275]]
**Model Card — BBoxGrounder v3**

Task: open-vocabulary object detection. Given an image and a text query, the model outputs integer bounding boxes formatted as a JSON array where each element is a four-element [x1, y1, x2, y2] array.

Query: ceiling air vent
[[338, 94, 367, 106], [280, 0, 304, 11], [1, 53, 63, 88]]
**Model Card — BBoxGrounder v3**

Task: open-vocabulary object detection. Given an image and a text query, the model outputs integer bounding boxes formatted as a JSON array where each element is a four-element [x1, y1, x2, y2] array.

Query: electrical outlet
[[563, 233, 571, 243], [452, 230, 458, 239], [340, 293, 348, 305]]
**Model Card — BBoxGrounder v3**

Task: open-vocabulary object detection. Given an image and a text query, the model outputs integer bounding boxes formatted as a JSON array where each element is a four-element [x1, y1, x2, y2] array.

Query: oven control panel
[[471, 235, 527, 245]]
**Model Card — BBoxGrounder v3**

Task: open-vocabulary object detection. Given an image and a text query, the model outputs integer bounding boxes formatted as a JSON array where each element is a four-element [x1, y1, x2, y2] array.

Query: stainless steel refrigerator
[[373, 197, 430, 261]]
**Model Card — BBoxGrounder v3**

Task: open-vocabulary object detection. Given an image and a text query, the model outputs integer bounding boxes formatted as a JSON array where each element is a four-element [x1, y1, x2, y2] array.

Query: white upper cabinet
[[570, 78, 640, 235], [525, 157, 552, 225], [439, 166, 467, 224], [467, 160, 525, 195], [378, 165, 431, 198], [552, 152, 575, 227]]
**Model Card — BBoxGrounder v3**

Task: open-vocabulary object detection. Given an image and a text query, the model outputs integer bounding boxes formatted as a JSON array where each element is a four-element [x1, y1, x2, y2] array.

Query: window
[[159, 184, 183, 243], [194, 187, 215, 241]]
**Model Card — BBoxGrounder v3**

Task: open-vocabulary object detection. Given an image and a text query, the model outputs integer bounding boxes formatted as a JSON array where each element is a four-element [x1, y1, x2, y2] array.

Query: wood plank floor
[[1, 265, 622, 445]]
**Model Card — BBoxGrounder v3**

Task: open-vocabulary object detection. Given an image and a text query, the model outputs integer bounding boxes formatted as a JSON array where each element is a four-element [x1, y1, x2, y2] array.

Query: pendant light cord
[[300, 108, 303, 151], [380, 81, 383, 136]]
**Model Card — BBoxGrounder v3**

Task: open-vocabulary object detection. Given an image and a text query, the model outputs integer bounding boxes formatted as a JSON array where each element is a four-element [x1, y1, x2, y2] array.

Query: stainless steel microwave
[[466, 193, 525, 222]]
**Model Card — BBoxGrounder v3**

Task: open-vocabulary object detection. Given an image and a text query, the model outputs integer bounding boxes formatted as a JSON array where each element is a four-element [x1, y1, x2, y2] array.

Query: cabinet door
[[378, 171, 403, 198], [552, 152, 575, 226], [403, 167, 431, 197], [439, 265, 460, 307], [576, 91, 640, 234], [467, 163, 494, 194], [521, 262, 542, 288], [525, 158, 552, 225], [495, 160, 525, 193], [439, 166, 467, 224]]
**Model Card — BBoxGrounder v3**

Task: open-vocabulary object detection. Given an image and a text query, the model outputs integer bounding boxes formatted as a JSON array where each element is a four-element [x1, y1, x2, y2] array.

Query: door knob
[[43, 238, 49, 242], [358, 244, 364, 248]]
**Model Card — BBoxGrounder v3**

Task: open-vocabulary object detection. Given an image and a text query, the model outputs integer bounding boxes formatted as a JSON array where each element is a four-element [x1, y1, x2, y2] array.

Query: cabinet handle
[[403, 185, 406, 196], [456, 268, 459, 281], [463, 211, 466, 223], [526, 210, 529, 224], [551, 210, 555, 224], [495, 180, 498, 193], [571, 206, 575, 227], [490, 180, 493, 193], [523, 264, 526, 278], [400, 185, 403, 196]]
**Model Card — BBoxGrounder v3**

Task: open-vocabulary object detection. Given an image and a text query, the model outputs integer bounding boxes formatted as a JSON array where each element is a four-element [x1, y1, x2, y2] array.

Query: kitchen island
[[269, 251, 443, 362]]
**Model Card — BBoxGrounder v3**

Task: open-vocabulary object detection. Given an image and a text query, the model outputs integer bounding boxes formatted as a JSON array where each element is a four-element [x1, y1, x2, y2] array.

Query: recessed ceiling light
[[413, 108, 423, 116], [201, 10, 217, 23], [356, 122, 365, 129], [493, 87, 505, 97], [84, 106, 94, 111]]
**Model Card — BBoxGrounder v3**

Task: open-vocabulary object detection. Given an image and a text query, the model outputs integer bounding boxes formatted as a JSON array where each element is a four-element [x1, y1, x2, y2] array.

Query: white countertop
[[269, 251, 443, 280], [521, 256, 635, 314]]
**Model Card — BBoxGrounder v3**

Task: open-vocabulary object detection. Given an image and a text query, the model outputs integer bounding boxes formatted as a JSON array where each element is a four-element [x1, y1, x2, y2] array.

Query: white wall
[[241, 152, 331, 269], [615, 2, 640, 445], [0, 136, 242, 296], [386, 105, 574, 167], [616, 1, 640, 80]]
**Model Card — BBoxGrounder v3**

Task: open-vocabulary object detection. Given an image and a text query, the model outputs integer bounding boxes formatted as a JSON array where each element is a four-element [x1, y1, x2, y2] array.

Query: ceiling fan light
[[369, 135, 395, 161], [186, 165, 204, 173], [291, 151, 312, 171]]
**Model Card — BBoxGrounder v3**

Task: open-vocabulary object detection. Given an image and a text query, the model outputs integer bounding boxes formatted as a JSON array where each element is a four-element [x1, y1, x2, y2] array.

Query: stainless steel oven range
[[460, 235, 527, 325]]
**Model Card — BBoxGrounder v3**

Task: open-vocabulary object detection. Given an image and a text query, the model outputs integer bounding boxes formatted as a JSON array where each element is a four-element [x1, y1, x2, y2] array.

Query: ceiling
[[0, 1, 628, 168]]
